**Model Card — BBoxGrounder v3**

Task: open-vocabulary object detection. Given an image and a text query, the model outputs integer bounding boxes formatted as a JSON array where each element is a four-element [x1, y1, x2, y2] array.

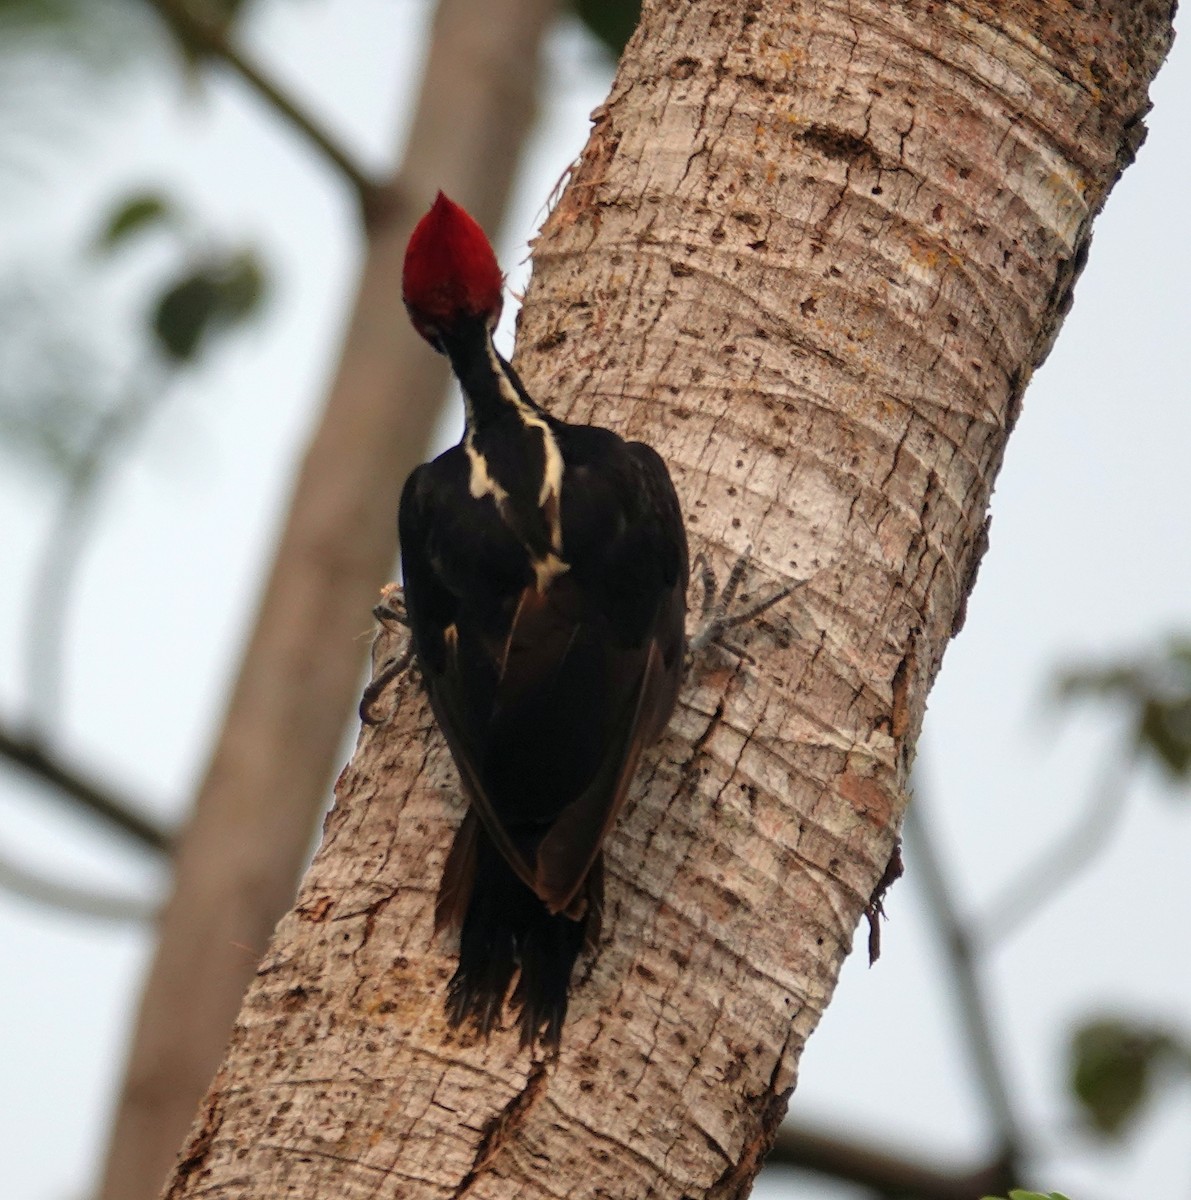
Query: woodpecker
[[398, 193, 689, 1047]]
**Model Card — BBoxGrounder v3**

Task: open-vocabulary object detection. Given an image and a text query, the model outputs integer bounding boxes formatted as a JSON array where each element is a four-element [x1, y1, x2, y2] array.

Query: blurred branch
[[975, 741, 1134, 948], [20, 239, 269, 741], [904, 789, 1026, 1177], [0, 724, 171, 852], [142, 0, 391, 217], [0, 840, 157, 922], [769, 1122, 1018, 1200], [22, 371, 162, 734]]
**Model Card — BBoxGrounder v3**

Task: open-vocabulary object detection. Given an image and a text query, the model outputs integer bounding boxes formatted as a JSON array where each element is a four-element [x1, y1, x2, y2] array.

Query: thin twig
[[904, 780, 1026, 1172], [974, 738, 1135, 948], [0, 841, 157, 922], [144, 0, 391, 218], [0, 724, 172, 853]]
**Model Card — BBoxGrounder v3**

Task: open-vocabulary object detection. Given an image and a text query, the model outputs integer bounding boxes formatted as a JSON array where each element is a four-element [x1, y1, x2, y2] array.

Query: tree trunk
[[161, 2, 1173, 1197], [98, 3, 556, 1198]]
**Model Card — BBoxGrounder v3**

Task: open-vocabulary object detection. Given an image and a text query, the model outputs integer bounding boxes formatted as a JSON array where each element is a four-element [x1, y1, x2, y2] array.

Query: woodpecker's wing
[[490, 573, 672, 915], [525, 435, 689, 913], [399, 458, 542, 901], [530, 634, 667, 912], [400, 434, 688, 921]]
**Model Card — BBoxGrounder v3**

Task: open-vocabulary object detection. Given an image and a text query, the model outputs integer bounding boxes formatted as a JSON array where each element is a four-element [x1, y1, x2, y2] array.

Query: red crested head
[[402, 192, 504, 347]]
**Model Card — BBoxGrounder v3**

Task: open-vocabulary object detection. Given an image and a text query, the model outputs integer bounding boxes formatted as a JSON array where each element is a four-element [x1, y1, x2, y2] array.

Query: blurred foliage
[[0, 0, 151, 64], [980, 1192, 1071, 1200], [1069, 1016, 1190, 1136], [0, 1, 282, 201], [0, 183, 269, 482], [94, 191, 181, 252], [1056, 639, 1191, 781], [0, 387, 100, 474], [0, 329, 113, 478], [99, 184, 271, 363], [568, 0, 640, 57], [0, 265, 126, 479], [0, 0, 268, 94], [1055, 647, 1191, 1148], [0, 0, 251, 55], [0, 0, 159, 165], [151, 249, 267, 363]]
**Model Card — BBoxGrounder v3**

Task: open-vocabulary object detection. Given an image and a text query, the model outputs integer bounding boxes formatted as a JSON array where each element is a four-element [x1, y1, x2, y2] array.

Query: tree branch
[[22, 372, 163, 736], [0, 724, 171, 853], [903, 789, 1024, 1171], [143, 0, 391, 218], [0, 840, 157, 922], [768, 1122, 1018, 1200], [975, 740, 1135, 947]]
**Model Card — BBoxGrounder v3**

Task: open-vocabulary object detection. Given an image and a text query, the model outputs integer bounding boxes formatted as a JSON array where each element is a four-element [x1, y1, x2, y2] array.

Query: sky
[[0, 3, 1188, 1198]]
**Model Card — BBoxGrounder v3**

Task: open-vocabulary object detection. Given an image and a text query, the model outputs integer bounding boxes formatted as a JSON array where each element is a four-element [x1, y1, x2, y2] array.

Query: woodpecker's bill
[[399, 193, 689, 1047]]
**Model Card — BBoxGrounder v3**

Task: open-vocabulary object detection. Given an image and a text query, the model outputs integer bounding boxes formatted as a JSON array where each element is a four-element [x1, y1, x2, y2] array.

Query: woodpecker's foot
[[360, 585, 413, 725], [372, 582, 409, 630], [687, 551, 801, 663]]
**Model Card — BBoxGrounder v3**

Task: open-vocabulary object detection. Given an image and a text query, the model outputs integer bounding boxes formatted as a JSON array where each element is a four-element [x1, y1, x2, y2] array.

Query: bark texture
[[98, 3, 555, 1199], [162, 2, 1173, 1198]]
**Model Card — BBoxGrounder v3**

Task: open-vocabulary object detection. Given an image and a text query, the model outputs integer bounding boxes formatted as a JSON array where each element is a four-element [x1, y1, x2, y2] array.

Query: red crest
[[402, 192, 504, 336]]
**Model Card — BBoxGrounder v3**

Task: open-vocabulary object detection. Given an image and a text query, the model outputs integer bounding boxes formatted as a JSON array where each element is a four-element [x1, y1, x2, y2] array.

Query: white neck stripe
[[463, 337, 565, 557]]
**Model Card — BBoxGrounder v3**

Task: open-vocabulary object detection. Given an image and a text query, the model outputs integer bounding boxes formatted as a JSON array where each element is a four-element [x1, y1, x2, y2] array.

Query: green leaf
[[568, 0, 640, 57], [94, 191, 176, 253], [1055, 639, 1191, 782], [152, 269, 221, 362], [150, 249, 268, 363], [214, 250, 267, 323], [1069, 1017, 1175, 1136]]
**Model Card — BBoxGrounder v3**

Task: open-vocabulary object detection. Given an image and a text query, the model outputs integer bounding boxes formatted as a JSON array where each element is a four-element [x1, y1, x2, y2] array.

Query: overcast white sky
[[0, 3, 1188, 1198]]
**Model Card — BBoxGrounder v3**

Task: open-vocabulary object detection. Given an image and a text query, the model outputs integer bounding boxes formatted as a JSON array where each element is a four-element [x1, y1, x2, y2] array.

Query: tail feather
[[441, 823, 600, 1047]]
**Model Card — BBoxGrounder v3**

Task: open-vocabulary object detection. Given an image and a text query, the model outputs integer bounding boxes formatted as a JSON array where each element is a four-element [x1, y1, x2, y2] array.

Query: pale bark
[[161, 2, 1173, 1198], [98, 3, 556, 1199]]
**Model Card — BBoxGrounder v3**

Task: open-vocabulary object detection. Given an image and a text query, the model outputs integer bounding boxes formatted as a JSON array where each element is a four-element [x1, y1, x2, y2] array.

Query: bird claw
[[372, 582, 409, 630], [687, 550, 802, 662], [360, 585, 413, 725]]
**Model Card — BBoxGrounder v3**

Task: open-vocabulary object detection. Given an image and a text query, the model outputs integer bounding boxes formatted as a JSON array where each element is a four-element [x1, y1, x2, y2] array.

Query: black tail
[[441, 822, 600, 1048]]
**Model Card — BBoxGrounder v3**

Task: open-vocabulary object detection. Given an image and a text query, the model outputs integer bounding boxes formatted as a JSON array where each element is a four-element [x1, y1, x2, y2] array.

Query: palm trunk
[[160, 2, 1173, 1198]]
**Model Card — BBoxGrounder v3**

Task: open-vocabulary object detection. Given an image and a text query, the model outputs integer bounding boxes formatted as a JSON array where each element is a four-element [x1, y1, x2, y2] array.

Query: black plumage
[[398, 194, 688, 1046]]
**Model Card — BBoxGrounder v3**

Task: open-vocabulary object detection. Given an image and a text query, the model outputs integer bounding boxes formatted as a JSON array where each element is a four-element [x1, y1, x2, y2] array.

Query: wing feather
[[534, 638, 665, 913], [401, 429, 688, 931]]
